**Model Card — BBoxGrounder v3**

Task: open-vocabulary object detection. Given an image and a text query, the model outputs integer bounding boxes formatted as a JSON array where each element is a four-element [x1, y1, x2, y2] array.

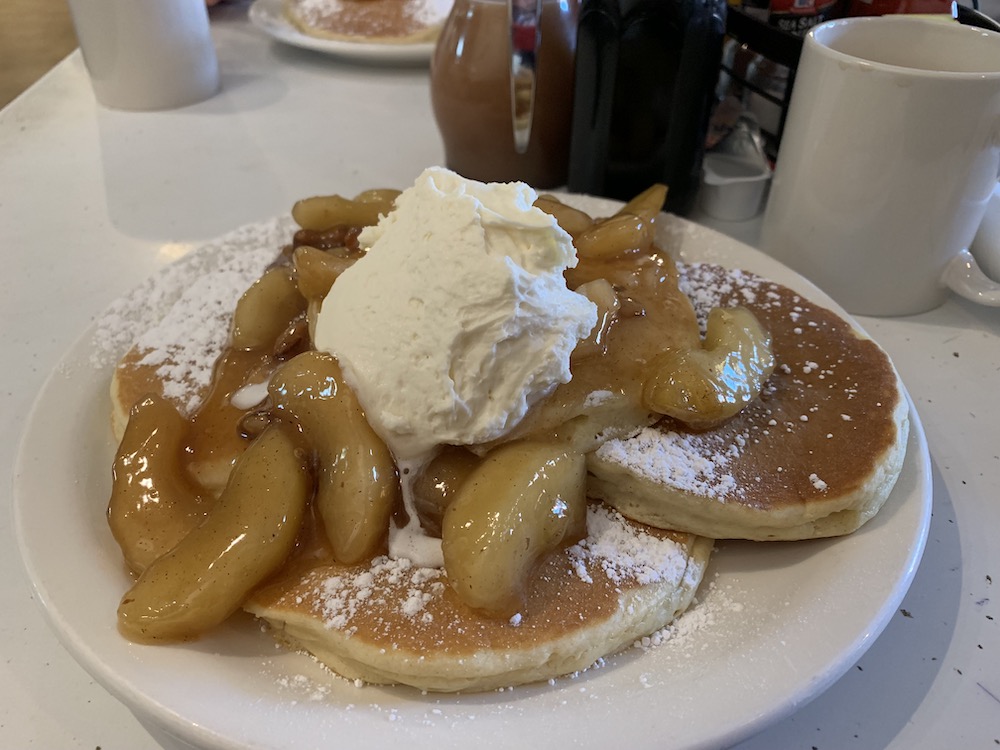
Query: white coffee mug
[[760, 17, 1000, 316], [67, 0, 220, 111]]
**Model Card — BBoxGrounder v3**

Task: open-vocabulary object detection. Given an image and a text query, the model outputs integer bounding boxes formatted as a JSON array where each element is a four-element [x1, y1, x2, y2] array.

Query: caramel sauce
[[495, 248, 702, 450], [113, 213, 700, 514], [185, 348, 277, 493]]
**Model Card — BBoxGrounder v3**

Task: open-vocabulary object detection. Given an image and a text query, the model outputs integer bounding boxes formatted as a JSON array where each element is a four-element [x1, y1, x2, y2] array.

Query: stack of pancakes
[[107, 209, 908, 692]]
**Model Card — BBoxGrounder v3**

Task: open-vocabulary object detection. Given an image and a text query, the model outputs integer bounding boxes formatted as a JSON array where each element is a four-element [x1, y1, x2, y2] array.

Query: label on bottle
[[765, 0, 843, 35]]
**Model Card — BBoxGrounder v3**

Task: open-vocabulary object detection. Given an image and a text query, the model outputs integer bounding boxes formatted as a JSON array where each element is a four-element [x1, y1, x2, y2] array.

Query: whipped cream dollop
[[315, 166, 597, 460], [314, 167, 597, 565]]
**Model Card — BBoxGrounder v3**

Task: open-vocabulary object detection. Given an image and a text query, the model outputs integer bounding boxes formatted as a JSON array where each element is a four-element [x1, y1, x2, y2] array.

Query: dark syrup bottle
[[568, 0, 726, 215]]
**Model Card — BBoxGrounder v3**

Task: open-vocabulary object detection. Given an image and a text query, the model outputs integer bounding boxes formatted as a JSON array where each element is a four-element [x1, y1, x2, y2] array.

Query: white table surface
[[2, 3, 998, 748]]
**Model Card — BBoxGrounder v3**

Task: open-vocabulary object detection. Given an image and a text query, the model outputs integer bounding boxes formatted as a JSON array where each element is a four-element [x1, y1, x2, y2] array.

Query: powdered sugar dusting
[[679, 263, 785, 333], [293, 0, 452, 35], [318, 556, 446, 632], [596, 427, 741, 501], [632, 577, 744, 656], [809, 473, 828, 491], [567, 505, 690, 585], [409, 0, 452, 26], [91, 216, 291, 413], [274, 672, 334, 701]]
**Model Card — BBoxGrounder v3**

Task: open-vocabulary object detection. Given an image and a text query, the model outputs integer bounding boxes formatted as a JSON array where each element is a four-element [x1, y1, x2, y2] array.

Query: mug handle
[[952, 181, 1000, 305], [941, 248, 1000, 306]]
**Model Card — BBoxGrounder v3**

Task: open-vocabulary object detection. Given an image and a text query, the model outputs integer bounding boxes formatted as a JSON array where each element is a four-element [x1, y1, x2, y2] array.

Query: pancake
[[586, 263, 909, 541], [246, 507, 712, 692], [284, 0, 452, 44]]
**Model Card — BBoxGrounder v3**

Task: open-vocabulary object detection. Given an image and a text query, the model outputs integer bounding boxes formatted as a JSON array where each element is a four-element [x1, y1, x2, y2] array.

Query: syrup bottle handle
[[509, 0, 542, 154]]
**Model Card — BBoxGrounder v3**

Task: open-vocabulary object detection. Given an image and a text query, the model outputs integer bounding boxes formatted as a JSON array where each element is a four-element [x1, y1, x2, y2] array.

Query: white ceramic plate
[[248, 0, 436, 64], [13, 207, 932, 750]]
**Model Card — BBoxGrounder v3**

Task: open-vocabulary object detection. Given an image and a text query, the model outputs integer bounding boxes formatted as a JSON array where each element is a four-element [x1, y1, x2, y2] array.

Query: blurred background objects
[[0, 0, 77, 108]]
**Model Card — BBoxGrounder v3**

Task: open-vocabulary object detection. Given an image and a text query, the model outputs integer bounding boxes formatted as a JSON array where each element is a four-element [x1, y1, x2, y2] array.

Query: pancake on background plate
[[284, 0, 453, 44]]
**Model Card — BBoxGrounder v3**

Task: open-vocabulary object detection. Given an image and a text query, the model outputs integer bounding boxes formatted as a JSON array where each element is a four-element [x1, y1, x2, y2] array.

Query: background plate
[[13, 206, 932, 750], [248, 0, 436, 64]]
